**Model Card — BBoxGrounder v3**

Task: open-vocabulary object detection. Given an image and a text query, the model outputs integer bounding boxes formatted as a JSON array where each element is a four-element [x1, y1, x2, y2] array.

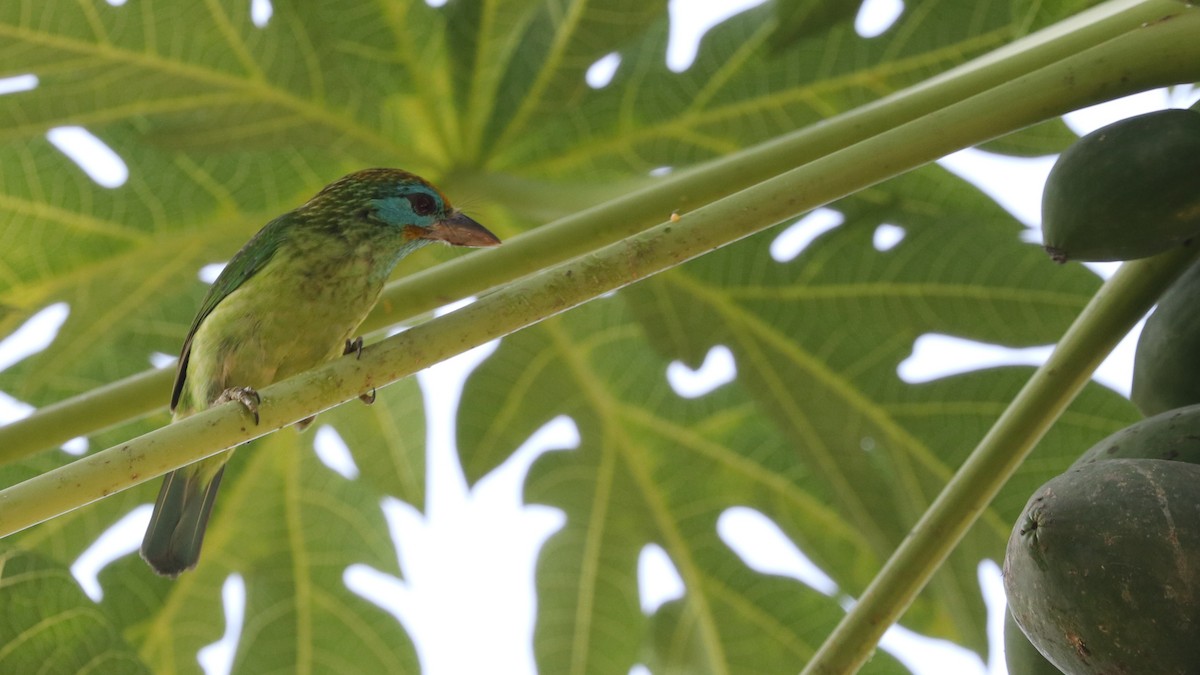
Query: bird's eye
[[354, 207, 374, 222], [408, 194, 437, 216]]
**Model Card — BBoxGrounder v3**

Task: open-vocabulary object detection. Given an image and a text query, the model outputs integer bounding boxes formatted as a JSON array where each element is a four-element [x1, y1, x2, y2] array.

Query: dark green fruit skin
[[1132, 260, 1200, 416], [1041, 108, 1200, 262], [1004, 459, 1200, 674], [1072, 401, 1200, 467], [1005, 606, 1063, 674]]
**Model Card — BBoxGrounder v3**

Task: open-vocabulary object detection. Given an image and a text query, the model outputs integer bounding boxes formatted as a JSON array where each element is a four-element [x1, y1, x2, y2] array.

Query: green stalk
[[803, 245, 1200, 674], [0, 0, 1185, 464], [3, 6, 1199, 538], [0, 369, 166, 462]]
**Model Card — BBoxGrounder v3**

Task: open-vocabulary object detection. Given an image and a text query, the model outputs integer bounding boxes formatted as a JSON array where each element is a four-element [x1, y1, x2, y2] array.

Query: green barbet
[[141, 168, 500, 577]]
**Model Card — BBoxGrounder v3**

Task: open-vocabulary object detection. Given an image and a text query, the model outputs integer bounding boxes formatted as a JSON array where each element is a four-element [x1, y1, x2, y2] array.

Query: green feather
[[171, 215, 289, 412], [140, 458, 226, 577]]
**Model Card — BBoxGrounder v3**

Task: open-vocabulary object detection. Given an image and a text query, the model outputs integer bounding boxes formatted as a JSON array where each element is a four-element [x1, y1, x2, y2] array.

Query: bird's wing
[[171, 214, 292, 412]]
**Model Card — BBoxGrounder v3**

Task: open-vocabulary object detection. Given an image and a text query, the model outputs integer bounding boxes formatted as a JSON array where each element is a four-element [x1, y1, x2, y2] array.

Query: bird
[[140, 168, 500, 577]]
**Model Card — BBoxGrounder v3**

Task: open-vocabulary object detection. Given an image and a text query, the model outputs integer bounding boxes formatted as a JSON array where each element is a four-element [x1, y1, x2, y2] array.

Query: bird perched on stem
[[141, 168, 500, 577]]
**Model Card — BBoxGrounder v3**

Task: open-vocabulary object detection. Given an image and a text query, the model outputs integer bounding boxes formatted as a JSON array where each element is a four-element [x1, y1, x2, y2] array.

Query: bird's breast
[[183, 244, 388, 407]]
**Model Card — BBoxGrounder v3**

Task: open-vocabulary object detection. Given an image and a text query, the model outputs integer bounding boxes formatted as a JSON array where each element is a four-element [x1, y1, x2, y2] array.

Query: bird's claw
[[215, 386, 261, 425], [345, 338, 374, 404]]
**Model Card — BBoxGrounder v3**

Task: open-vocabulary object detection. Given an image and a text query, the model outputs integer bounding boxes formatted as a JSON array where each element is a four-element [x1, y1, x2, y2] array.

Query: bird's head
[[304, 168, 500, 248]]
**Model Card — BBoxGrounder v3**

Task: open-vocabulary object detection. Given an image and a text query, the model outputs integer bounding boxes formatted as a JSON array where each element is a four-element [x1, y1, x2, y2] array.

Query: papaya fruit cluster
[[1003, 103, 1200, 674]]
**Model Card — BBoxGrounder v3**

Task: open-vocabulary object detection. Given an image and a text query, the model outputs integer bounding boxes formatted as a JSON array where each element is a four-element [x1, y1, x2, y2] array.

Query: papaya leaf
[[641, 551, 909, 675], [457, 165, 1137, 665], [769, 0, 861, 52], [0, 546, 148, 674]]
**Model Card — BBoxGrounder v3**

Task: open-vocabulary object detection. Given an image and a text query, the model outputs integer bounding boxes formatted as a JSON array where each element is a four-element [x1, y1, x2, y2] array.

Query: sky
[[1, 0, 1198, 673]]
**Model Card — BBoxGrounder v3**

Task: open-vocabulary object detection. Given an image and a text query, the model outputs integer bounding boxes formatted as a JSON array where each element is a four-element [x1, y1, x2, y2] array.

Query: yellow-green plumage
[[141, 168, 499, 577]]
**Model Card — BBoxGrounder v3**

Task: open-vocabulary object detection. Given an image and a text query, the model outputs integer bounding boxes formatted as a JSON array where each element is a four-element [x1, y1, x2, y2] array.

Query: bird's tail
[[140, 461, 226, 577]]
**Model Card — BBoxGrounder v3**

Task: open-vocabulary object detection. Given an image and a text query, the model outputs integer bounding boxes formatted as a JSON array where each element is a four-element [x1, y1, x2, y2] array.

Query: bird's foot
[[215, 386, 261, 425], [344, 338, 376, 405]]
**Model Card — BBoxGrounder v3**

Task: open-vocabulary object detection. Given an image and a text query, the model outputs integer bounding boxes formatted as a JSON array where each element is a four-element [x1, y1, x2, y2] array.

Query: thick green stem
[[0, 0, 1185, 465], [0, 369, 165, 462], [3, 5, 1200, 542], [803, 245, 1200, 674]]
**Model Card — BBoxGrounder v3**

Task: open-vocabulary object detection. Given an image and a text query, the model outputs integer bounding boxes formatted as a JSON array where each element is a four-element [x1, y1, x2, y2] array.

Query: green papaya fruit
[[1004, 459, 1200, 674], [1073, 401, 1200, 466], [1041, 108, 1200, 262], [1132, 259, 1200, 416], [1004, 606, 1063, 674]]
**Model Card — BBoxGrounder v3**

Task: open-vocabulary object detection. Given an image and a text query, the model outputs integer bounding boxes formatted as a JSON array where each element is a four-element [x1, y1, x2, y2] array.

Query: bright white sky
[[1, 0, 1198, 673]]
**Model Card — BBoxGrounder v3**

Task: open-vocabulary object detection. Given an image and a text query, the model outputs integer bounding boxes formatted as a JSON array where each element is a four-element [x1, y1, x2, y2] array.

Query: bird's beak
[[423, 212, 501, 247]]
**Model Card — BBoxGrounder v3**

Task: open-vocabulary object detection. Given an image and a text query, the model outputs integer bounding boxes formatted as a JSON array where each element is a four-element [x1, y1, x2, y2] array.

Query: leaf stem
[[3, 2, 1200, 543], [0, 0, 1183, 465]]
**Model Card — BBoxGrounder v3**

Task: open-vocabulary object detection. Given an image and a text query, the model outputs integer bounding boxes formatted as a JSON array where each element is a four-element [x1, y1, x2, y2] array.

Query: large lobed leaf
[[0, 0, 1119, 672], [457, 167, 1135, 671], [0, 546, 147, 673]]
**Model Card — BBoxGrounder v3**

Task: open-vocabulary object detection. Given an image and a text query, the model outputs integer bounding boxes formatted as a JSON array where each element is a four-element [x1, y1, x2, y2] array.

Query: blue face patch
[[370, 187, 446, 229]]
